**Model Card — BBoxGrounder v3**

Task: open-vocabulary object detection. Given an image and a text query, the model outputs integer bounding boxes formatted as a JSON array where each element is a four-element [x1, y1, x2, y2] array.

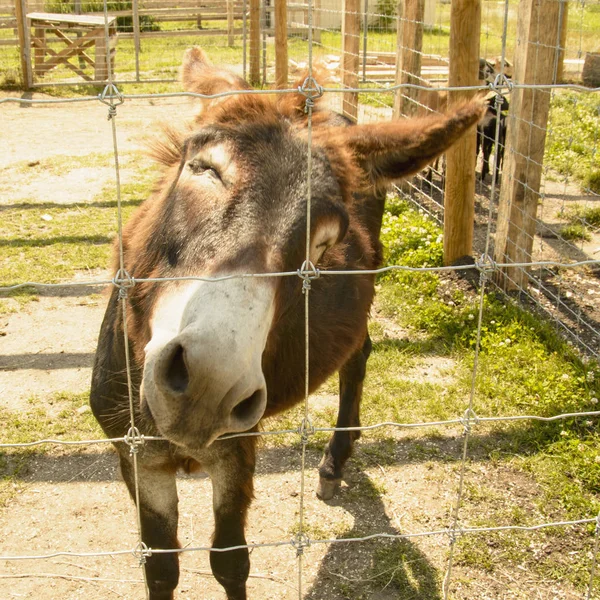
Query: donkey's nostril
[[231, 389, 265, 425], [165, 344, 189, 394]]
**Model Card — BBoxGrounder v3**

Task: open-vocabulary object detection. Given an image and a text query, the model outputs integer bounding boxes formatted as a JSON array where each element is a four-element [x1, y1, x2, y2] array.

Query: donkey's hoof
[[317, 477, 341, 500]]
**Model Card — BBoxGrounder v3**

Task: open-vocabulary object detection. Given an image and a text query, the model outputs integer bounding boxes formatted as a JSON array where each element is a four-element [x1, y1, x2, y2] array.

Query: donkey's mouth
[[139, 379, 266, 451]]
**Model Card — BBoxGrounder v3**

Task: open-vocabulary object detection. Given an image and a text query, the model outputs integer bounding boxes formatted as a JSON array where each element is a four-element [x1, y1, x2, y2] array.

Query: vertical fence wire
[[297, 1, 315, 596], [102, 0, 148, 595], [443, 0, 513, 592]]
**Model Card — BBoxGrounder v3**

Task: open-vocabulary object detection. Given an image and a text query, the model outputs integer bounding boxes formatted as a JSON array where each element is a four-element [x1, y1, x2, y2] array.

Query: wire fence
[[1, 0, 600, 598]]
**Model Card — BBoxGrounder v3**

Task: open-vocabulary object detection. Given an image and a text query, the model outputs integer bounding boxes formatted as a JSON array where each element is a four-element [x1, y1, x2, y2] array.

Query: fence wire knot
[[298, 76, 324, 113], [475, 254, 497, 280], [98, 83, 124, 120], [298, 260, 320, 293], [292, 532, 311, 556], [132, 541, 151, 565], [489, 72, 513, 97], [461, 408, 480, 434], [298, 417, 315, 444], [447, 525, 464, 545], [112, 268, 135, 298], [124, 427, 144, 455]]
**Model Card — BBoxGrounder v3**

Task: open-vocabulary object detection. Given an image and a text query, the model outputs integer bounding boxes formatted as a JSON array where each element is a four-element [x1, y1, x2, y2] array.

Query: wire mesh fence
[[1, 0, 600, 598]]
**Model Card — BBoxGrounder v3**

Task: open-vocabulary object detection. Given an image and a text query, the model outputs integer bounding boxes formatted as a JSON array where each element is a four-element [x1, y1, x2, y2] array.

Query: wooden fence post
[[15, 0, 31, 88], [249, 0, 260, 85], [393, 0, 424, 118], [494, 0, 562, 289], [556, 0, 569, 83], [313, 0, 321, 44], [443, 0, 481, 265], [341, 0, 360, 122], [227, 0, 235, 47], [275, 0, 288, 88]]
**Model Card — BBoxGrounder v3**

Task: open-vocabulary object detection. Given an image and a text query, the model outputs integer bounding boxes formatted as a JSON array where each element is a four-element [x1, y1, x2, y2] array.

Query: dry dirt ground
[[0, 92, 593, 599]]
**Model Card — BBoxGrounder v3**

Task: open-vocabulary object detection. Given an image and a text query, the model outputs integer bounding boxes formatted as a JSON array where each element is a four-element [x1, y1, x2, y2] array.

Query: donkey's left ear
[[182, 47, 250, 116], [339, 101, 485, 187]]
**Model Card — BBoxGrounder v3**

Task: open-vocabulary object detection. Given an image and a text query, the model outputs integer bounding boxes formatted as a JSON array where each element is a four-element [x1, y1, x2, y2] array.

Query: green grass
[[560, 222, 592, 242], [0, 153, 155, 290], [546, 92, 600, 191], [372, 195, 600, 592], [0, 391, 104, 507], [562, 204, 600, 231]]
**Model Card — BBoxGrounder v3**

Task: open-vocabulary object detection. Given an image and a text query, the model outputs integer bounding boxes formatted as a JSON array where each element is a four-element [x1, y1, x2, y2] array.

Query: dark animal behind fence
[[90, 47, 484, 600], [477, 93, 510, 181]]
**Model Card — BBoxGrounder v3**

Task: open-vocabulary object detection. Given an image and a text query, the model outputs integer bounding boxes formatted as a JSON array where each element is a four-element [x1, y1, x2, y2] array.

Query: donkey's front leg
[[318, 333, 372, 500], [204, 437, 257, 600], [118, 447, 179, 600]]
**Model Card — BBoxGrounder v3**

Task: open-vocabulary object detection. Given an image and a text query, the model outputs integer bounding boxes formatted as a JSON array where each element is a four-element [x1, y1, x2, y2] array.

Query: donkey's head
[[123, 48, 484, 450]]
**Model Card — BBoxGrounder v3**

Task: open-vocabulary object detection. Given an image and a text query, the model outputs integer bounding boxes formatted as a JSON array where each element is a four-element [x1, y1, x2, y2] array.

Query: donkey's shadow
[[303, 467, 442, 600]]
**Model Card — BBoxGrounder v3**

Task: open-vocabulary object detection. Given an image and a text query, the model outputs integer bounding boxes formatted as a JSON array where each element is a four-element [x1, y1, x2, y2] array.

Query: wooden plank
[[443, 0, 481, 266], [31, 28, 97, 75], [249, 0, 260, 85], [27, 12, 116, 26], [118, 28, 244, 39], [33, 27, 45, 72], [494, 0, 562, 290], [394, 0, 425, 118], [275, 0, 287, 88], [341, 0, 360, 122]]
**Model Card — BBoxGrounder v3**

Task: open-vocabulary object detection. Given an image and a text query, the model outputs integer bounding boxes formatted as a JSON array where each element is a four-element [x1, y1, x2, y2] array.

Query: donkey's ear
[[182, 47, 250, 114], [339, 101, 485, 187]]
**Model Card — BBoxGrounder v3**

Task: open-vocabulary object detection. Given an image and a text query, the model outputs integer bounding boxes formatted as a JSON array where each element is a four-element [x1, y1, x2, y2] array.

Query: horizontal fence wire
[[1, 258, 599, 293], [1, 518, 597, 563], [3, 408, 600, 450]]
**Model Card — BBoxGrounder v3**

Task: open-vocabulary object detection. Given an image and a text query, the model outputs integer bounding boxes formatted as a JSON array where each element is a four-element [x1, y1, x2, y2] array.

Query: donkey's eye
[[188, 159, 221, 181]]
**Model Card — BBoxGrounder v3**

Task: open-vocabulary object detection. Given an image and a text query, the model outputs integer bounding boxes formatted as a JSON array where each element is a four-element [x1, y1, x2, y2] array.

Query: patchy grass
[[0, 153, 156, 290], [0, 391, 104, 508], [0, 392, 102, 445], [559, 204, 600, 240], [546, 92, 600, 190], [561, 223, 592, 242], [373, 195, 600, 593]]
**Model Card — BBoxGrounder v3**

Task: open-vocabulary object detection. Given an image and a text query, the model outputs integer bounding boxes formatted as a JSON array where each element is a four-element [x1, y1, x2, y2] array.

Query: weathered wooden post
[[249, 0, 260, 85], [393, 0, 424, 118], [313, 0, 321, 44], [556, 0, 569, 83], [341, 0, 360, 122], [494, 0, 562, 289], [15, 0, 31, 88], [227, 0, 235, 47], [275, 0, 288, 88], [443, 0, 481, 266], [132, 0, 141, 81]]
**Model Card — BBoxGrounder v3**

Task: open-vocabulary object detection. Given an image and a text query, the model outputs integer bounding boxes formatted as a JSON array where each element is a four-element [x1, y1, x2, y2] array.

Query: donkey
[[90, 47, 484, 600]]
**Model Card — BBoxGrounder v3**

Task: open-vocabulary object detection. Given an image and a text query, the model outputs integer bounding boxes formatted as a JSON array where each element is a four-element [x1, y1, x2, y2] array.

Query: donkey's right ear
[[182, 47, 250, 115], [337, 100, 486, 189]]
